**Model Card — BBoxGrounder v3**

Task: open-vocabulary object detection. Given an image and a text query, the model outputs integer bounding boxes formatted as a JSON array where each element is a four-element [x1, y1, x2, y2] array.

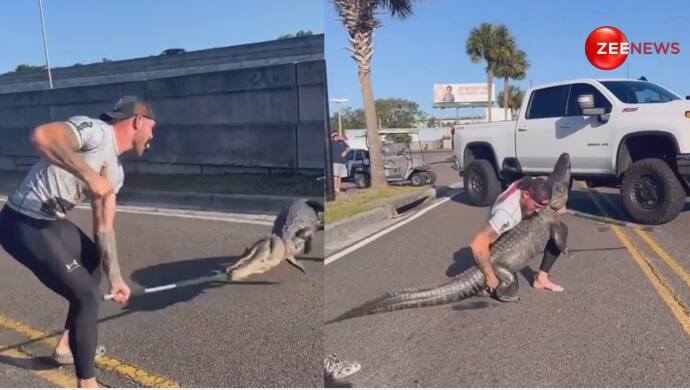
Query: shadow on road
[[0, 355, 59, 371], [325, 376, 354, 388], [447, 246, 476, 277], [519, 265, 538, 285], [124, 256, 281, 313], [448, 186, 690, 226], [0, 256, 284, 360], [450, 300, 496, 311], [448, 190, 473, 207]]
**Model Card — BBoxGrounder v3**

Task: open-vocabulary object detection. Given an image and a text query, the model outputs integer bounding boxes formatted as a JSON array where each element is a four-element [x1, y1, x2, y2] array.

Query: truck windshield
[[600, 81, 680, 104]]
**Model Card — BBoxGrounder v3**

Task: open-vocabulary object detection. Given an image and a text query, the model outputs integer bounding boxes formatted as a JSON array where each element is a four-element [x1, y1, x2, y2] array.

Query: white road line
[[324, 188, 461, 265], [0, 196, 274, 226]]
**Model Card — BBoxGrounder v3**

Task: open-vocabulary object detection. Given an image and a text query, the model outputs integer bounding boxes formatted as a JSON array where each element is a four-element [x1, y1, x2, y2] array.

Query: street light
[[38, 0, 53, 89], [331, 98, 349, 136]]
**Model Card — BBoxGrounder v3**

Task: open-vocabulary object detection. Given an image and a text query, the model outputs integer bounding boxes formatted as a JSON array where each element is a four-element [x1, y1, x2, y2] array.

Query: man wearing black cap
[[0, 96, 156, 387], [470, 176, 567, 295]]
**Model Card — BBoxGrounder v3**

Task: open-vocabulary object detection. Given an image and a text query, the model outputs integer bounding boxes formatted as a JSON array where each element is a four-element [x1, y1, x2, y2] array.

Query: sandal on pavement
[[324, 353, 361, 380], [52, 344, 106, 365]]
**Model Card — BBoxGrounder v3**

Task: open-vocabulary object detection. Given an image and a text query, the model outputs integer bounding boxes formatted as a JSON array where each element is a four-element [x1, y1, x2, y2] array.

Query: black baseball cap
[[100, 96, 156, 122]]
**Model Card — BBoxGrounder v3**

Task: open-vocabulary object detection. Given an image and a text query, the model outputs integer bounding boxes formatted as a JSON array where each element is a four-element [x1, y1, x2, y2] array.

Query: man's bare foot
[[533, 279, 564, 292], [54, 329, 71, 358], [78, 378, 98, 388]]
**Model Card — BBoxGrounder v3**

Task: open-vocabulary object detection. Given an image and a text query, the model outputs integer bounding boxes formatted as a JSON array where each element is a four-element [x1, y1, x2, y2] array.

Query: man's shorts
[[333, 163, 348, 178]]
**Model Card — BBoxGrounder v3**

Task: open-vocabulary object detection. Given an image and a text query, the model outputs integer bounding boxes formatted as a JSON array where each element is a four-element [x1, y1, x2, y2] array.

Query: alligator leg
[[303, 235, 313, 254], [493, 266, 521, 302], [286, 255, 306, 274]]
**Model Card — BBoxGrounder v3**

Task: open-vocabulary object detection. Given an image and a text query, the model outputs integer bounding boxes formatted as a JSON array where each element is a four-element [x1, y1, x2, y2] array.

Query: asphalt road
[[325, 159, 690, 387], [0, 201, 323, 387]]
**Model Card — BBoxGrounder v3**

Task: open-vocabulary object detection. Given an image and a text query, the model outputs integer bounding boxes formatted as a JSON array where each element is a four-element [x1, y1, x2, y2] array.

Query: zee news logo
[[585, 26, 680, 70]]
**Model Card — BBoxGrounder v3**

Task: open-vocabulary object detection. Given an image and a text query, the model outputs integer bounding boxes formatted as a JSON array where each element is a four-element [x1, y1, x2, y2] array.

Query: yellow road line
[[592, 187, 690, 290], [0, 314, 180, 387], [634, 228, 690, 289], [582, 188, 690, 339], [0, 344, 76, 388], [609, 226, 690, 336]]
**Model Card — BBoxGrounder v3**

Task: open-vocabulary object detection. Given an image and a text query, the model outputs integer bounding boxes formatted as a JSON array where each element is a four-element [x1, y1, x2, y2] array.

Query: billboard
[[433, 83, 496, 106]]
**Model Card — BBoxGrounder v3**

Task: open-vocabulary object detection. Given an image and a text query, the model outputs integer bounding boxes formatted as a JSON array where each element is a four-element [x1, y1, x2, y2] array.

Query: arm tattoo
[[473, 225, 498, 279], [35, 124, 96, 184], [474, 247, 494, 275], [52, 141, 94, 183], [95, 231, 123, 284]]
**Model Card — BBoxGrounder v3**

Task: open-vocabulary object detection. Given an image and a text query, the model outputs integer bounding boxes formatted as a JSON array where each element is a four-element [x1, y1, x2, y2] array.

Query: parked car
[[160, 48, 186, 56], [453, 78, 690, 225], [344, 148, 371, 188], [344, 142, 437, 188]]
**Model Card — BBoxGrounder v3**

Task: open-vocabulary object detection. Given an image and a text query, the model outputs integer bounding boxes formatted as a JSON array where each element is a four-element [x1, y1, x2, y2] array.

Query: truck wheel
[[621, 158, 686, 225], [354, 173, 370, 189], [425, 171, 437, 185], [463, 159, 501, 207], [410, 172, 424, 186]]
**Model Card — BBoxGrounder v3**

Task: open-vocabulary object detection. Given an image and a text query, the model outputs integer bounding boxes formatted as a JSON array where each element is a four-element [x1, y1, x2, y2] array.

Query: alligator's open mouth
[[225, 236, 306, 281], [225, 241, 279, 281]]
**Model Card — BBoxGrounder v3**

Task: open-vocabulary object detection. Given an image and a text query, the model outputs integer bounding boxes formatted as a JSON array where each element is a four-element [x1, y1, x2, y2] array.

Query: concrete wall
[[0, 35, 324, 93], [0, 36, 325, 175]]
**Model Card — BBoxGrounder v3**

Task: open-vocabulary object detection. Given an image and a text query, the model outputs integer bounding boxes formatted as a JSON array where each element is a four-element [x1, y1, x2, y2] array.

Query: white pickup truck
[[453, 78, 690, 225]]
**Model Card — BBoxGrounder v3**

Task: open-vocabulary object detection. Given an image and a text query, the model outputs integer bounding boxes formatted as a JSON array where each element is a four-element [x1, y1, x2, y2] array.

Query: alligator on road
[[328, 153, 571, 323], [226, 199, 323, 280]]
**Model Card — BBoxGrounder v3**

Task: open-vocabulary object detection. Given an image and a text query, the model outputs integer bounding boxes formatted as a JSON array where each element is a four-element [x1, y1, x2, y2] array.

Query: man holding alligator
[[471, 175, 568, 294]]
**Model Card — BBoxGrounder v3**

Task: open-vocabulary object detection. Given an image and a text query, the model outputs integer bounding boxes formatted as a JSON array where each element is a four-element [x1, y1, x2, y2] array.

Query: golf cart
[[347, 129, 437, 188]]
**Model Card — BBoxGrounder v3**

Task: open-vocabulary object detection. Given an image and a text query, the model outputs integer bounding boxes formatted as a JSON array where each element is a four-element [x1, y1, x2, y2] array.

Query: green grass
[[325, 185, 429, 225]]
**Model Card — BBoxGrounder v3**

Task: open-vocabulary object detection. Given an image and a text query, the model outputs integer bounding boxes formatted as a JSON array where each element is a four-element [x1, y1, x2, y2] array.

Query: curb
[[325, 185, 451, 244], [0, 185, 318, 216]]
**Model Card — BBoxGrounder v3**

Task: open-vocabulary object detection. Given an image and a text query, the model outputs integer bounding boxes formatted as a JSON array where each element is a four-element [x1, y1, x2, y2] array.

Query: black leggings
[[539, 238, 561, 273], [0, 206, 100, 379]]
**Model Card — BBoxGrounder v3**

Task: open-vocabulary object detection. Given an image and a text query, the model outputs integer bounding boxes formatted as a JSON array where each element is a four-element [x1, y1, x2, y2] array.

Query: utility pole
[[38, 0, 53, 89]]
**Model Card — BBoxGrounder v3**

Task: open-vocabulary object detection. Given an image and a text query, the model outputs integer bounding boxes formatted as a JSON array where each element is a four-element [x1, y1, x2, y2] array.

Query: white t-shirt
[[8, 116, 124, 220], [487, 180, 523, 236]]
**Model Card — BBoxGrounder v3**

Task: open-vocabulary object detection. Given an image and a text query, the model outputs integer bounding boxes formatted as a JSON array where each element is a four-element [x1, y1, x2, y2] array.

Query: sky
[[0, 0, 324, 73], [326, 0, 690, 119]]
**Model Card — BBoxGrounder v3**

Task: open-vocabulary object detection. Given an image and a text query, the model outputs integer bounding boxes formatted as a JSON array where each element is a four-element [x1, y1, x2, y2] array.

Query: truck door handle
[[518, 125, 528, 132], [559, 125, 571, 129]]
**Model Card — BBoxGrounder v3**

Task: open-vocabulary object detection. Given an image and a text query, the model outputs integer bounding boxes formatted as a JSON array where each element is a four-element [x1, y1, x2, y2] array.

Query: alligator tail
[[327, 267, 485, 324]]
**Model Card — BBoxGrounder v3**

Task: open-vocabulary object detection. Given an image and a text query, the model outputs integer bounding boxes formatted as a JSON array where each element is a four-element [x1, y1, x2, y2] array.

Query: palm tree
[[495, 48, 528, 120], [333, 0, 415, 188], [498, 85, 525, 117], [466, 23, 515, 123]]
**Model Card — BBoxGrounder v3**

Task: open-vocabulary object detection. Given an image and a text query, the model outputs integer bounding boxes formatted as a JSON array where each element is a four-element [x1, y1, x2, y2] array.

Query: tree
[[494, 45, 528, 120], [328, 98, 425, 132], [329, 107, 365, 133], [466, 23, 515, 123], [14, 64, 46, 73], [277, 30, 314, 39], [426, 116, 439, 127], [375, 98, 425, 128], [333, 0, 417, 188], [497, 85, 524, 117]]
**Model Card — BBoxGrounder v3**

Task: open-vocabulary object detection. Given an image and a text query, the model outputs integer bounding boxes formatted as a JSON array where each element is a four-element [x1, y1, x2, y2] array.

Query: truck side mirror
[[686, 95, 690, 100], [578, 94, 609, 123]]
